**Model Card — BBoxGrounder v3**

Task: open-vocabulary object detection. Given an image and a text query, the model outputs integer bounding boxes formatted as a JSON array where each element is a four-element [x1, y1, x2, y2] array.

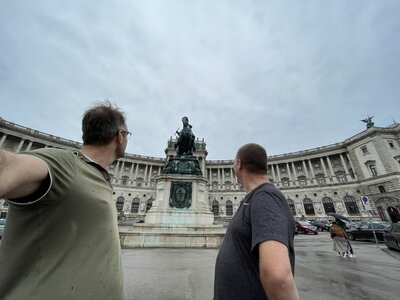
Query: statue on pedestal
[[164, 116, 202, 176], [175, 116, 196, 156]]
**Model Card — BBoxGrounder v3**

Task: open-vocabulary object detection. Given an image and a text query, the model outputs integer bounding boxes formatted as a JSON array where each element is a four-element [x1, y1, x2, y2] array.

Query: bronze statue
[[163, 116, 202, 176], [175, 116, 196, 156], [361, 115, 374, 129]]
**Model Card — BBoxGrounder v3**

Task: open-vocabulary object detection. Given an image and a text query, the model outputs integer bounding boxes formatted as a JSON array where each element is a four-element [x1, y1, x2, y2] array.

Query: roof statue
[[361, 115, 374, 129]]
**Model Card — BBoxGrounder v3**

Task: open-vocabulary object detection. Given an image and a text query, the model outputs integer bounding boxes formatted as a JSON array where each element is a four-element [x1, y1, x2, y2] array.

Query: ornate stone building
[[1, 117, 400, 223]]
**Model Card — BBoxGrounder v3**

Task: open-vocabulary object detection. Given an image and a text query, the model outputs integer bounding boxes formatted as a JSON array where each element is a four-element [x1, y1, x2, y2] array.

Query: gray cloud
[[1, 0, 399, 160]]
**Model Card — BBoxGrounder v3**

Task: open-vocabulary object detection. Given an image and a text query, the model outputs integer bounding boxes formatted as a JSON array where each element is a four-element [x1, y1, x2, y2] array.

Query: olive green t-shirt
[[0, 148, 124, 300]]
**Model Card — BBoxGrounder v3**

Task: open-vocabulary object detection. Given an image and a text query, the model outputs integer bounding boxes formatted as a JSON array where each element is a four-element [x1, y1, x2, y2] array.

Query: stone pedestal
[[119, 174, 226, 248]]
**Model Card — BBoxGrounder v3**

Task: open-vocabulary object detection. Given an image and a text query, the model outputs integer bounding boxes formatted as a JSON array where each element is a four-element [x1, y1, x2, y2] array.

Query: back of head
[[82, 100, 126, 146], [236, 143, 268, 174]]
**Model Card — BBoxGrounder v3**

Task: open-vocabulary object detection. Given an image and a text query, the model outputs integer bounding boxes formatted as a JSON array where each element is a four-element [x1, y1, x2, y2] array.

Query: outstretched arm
[[0, 150, 48, 199], [259, 240, 299, 300]]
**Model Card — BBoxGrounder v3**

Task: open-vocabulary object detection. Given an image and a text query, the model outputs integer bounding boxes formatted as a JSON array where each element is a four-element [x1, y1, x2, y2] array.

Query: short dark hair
[[82, 100, 126, 146], [236, 143, 268, 174]]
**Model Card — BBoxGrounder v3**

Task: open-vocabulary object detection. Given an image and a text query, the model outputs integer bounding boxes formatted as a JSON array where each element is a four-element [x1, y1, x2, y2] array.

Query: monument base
[[118, 171, 227, 248], [119, 224, 226, 248]]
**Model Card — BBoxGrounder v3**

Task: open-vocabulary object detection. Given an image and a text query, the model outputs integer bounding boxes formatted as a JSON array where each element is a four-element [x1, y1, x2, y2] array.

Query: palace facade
[[1, 117, 400, 224]]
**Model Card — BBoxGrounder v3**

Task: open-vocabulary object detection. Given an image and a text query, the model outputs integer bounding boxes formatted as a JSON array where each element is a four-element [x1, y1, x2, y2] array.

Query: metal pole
[[369, 211, 379, 248]]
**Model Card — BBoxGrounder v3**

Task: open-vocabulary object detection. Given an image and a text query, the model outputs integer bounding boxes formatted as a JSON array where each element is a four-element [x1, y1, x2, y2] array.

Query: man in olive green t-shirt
[[0, 101, 131, 299]]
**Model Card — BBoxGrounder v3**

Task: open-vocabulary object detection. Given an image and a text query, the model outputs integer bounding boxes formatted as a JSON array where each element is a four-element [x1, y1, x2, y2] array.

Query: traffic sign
[[361, 196, 371, 210]]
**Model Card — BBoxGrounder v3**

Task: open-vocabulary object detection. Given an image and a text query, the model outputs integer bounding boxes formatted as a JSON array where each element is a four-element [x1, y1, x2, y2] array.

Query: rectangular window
[[378, 185, 386, 193], [361, 146, 368, 154], [296, 165, 303, 171]]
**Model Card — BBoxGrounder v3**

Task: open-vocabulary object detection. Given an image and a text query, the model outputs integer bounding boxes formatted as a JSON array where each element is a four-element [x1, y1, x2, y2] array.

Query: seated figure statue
[[175, 116, 196, 156]]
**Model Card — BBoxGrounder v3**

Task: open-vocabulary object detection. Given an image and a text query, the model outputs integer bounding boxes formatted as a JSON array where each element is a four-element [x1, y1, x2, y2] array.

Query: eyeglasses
[[120, 130, 132, 138]]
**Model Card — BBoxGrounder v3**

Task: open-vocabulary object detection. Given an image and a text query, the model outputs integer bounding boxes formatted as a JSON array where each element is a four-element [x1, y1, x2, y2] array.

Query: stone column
[[291, 162, 298, 185], [222, 168, 225, 189], [302, 160, 310, 184], [218, 168, 221, 190], [134, 163, 139, 180], [320, 157, 328, 177], [129, 163, 135, 181], [326, 156, 337, 183], [286, 163, 292, 182], [144, 165, 148, 185], [0, 134, 7, 148], [148, 165, 153, 185], [276, 164, 282, 186], [26, 141, 33, 151], [16, 139, 25, 153], [271, 164, 276, 183], [340, 153, 352, 181], [308, 160, 316, 184]]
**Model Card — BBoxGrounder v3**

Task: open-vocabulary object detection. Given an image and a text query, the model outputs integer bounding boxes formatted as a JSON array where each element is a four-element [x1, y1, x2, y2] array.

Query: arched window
[[344, 196, 360, 215], [303, 198, 315, 215], [116, 196, 125, 213], [226, 200, 233, 216], [322, 197, 335, 213], [131, 198, 140, 213], [212, 200, 220, 216], [287, 199, 296, 216], [146, 198, 154, 212]]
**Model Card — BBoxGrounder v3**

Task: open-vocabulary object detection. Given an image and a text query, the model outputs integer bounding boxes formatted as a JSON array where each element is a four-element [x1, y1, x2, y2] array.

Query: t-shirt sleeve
[[250, 190, 291, 254], [7, 148, 76, 205]]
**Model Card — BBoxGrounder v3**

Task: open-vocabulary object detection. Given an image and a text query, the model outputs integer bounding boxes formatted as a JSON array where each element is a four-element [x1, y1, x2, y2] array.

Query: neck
[[80, 145, 118, 169], [242, 175, 269, 193]]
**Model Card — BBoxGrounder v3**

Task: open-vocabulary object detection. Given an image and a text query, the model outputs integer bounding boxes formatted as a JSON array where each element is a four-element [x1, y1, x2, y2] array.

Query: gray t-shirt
[[214, 183, 295, 300]]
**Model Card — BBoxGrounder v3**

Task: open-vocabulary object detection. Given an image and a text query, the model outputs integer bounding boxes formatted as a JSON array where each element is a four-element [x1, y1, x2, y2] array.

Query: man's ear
[[237, 159, 243, 170], [116, 131, 124, 144]]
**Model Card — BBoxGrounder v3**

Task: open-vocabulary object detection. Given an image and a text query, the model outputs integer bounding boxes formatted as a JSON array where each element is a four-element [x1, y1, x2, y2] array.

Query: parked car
[[383, 223, 400, 251], [296, 221, 318, 235], [310, 220, 330, 231], [346, 221, 391, 241], [0, 219, 5, 239]]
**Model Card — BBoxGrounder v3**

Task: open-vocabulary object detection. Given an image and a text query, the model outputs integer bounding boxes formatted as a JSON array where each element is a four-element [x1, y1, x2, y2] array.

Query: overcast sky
[[1, 1, 399, 160]]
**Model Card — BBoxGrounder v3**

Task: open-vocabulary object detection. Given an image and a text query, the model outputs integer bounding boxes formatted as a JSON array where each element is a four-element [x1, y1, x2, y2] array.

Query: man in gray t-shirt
[[214, 143, 299, 300]]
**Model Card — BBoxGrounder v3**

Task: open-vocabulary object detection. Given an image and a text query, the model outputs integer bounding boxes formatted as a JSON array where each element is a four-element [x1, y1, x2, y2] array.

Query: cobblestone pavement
[[122, 232, 400, 300]]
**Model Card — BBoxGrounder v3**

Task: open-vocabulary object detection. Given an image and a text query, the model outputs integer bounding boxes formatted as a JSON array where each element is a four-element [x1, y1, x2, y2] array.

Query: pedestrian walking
[[336, 219, 355, 257], [214, 143, 299, 300], [330, 220, 354, 257], [0, 101, 130, 299]]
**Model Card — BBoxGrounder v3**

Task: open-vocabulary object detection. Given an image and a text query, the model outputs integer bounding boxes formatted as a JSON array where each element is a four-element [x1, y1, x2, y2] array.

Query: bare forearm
[[259, 240, 300, 300], [261, 273, 299, 300]]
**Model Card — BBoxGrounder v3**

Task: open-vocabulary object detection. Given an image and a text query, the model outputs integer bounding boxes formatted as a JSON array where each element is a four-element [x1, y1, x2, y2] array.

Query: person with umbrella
[[327, 213, 355, 258]]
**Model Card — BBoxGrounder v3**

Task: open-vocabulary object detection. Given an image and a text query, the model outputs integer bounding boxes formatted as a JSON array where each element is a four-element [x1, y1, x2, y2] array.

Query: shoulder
[[26, 148, 76, 160], [25, 148, 78, 170], [253, 183, 286, 203]]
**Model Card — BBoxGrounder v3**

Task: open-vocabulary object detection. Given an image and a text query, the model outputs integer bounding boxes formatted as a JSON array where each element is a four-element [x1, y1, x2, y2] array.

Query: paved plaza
[[122, 232, 400, 300]]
